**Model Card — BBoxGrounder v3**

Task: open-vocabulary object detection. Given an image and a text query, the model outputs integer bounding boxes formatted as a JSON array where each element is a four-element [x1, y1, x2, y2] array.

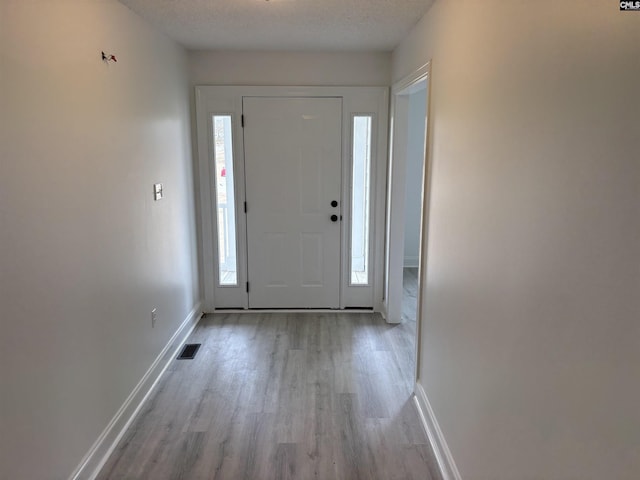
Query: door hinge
[[244, 201, 247, 213], [241, 114, 244, 128], [246, 282, 249, 293]]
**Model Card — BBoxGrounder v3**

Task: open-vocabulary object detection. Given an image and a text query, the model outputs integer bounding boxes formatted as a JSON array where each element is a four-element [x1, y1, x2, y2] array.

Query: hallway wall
[[189, 50, 391, 87], [0, 1, 199, 478], [393, 1, 640, 479]]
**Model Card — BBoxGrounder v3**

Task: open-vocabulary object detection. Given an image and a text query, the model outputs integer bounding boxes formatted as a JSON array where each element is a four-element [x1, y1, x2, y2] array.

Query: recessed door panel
[[300, 233, 324, 287]]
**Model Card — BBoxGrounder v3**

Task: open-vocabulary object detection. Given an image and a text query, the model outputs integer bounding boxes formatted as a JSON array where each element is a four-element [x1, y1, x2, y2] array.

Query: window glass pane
[[351, 116, 372, 285], [213, 116, 238, 286]]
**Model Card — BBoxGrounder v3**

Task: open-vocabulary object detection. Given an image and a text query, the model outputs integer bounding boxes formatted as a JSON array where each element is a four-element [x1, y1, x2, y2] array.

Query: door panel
[[243, 97, 342, 308]]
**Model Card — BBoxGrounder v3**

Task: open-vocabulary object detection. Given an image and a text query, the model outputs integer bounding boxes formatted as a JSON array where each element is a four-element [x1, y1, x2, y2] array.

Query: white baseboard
[[69, 303, 203, 480], [206, 308, 374, 314], [380, 301, 388, 321], [414, 382, 462, 480], [380, 301, 402, 324]]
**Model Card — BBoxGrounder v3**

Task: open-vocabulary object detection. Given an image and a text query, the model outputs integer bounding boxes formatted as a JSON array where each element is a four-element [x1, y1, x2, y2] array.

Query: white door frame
[[384, 62, 432, 383], [195, 86, 388, 312], [384, 62, 432, 313]]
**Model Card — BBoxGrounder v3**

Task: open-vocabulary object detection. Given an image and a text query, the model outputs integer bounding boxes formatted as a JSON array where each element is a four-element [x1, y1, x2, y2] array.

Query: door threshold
[[206, 308, 374, 314]]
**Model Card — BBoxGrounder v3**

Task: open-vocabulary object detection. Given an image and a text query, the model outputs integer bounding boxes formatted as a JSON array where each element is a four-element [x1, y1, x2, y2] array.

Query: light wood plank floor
[[98, 309, 435, 479]]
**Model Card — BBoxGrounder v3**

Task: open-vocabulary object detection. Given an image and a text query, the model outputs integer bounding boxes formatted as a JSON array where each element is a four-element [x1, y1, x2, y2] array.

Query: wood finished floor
[[98, 275, 432, 479]]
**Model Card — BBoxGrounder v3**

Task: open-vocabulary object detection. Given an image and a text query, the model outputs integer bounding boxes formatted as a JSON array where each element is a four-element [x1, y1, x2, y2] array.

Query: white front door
[[243, 97, 342, 308]]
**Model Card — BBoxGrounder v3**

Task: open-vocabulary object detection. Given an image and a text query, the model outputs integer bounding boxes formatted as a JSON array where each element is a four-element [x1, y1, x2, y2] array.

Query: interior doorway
[[400, 85, 427, 324], [384, 62, 431, 378]]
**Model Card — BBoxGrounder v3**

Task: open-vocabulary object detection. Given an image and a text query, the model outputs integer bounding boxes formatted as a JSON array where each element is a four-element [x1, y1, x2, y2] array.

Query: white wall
[[189, 50, 391, 86], [403, 87, 427, 267], [393, 1, 640, 479], [0, 1, 199, 479]]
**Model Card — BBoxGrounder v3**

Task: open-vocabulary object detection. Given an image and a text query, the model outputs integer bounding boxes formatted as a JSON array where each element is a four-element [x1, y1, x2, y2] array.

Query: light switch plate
[[154, 183, 163, 201]]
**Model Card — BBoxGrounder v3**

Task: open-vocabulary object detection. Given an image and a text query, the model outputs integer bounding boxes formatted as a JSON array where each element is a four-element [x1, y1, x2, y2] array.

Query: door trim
[[384, 62, 433, 388], [195, 86, 388, 312]]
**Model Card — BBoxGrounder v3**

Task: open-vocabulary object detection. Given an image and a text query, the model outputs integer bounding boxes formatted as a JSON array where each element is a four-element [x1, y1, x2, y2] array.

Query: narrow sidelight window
[[350, 115, 373, 285], [213, 115, 238, 286]]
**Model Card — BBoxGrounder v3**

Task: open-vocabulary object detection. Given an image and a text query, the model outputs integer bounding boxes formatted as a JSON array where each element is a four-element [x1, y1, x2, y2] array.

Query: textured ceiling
[[118, 0, 435, 52]]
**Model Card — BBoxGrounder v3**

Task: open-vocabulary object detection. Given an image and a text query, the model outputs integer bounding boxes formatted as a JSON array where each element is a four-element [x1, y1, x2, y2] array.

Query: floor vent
[[177, 343, 201, 360]]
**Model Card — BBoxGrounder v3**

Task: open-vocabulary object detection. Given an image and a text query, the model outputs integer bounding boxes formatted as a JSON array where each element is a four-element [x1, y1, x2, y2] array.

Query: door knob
[[330, 214, 338, 222], [331, 200, 338, 207]]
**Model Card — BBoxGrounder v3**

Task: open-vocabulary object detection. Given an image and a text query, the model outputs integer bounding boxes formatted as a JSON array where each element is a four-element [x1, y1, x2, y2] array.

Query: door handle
[[330, 214, 338, 222]]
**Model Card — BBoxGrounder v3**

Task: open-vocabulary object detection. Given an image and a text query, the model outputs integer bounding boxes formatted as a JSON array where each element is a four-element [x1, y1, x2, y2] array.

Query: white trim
[[379, 302, 388, 321], [68, 304, 204, 480], [392, 62, 431, 95], [415, 61, 435, 382], [203, 308, 374, 314], [195, 91, 247, 310], [414, 382, 462, 480]]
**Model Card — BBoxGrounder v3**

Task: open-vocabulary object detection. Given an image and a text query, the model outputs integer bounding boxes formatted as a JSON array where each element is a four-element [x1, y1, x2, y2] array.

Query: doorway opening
[[384, 62, 431, 381], [400, 85, 427, 325]]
